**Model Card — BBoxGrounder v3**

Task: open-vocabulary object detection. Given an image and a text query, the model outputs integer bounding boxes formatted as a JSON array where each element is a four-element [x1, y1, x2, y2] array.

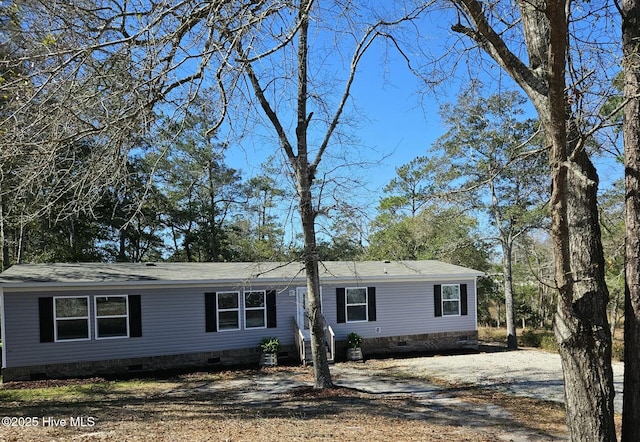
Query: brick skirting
[[2, 330, 477, 382], [330, 330, 478, 361], [357, 330, 478, 357], [2, 345, 296, 382]]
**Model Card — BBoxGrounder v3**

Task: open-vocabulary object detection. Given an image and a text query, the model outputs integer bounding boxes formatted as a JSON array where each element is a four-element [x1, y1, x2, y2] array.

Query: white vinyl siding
[[5, 287, 293, 368], [2, 278, 477, 369], [95, 295, 129, 339], [54, 296, 90, 342]]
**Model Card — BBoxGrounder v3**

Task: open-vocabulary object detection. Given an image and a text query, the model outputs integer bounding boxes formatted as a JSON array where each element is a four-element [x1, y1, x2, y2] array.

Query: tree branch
[[237, 43, 296, 161], [450, 0, 547, 97]]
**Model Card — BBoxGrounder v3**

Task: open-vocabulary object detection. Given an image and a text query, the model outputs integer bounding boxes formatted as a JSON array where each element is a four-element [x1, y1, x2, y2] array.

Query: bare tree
[[236, 0, 430, 388], [0, 0, 265, 223], [446, 0, 617, 439], [2, 0, 430, 387]]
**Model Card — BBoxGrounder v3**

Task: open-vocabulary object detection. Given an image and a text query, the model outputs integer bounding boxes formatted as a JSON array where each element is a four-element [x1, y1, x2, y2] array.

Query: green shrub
[[347, 332, 363, 349], [540, 334, 559, 353], [519, 329, 542, 347], [518, 330, 558, 352], [259, 337, 280, 354]]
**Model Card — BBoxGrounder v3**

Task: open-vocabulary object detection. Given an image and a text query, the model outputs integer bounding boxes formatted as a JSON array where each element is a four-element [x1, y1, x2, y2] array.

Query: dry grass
[[0, 364, 571, 441]]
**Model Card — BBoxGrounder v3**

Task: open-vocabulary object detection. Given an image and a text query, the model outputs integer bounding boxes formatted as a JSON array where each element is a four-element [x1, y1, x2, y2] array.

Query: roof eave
[[0, 271, 485, 292]]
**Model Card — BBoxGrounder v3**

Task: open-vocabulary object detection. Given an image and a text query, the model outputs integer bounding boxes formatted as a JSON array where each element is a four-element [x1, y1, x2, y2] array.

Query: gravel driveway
[[345, 347, 624, 413]]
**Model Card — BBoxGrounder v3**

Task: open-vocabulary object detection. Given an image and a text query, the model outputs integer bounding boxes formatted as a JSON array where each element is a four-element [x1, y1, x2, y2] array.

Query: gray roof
[[0, 261, 484, 288]]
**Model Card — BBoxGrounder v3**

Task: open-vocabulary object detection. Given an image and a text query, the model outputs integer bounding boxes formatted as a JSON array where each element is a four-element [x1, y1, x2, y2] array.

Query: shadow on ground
[[0, 362, 567, 441]]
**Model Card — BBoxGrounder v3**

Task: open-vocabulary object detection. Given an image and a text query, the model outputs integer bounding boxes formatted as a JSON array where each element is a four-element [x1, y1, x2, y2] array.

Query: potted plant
[[259, 336, 280, 366], [346, 332, 363, 361]]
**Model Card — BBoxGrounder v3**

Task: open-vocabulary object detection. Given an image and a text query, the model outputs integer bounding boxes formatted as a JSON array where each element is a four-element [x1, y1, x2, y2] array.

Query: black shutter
[[266, 290, 277, 328], [205, 292, 217, 332], [336, 288, 346, 323], [128, 295, 142, 337], [367, 287, 377, 322], [460, 284, 468, 316], [434, 285, 442, 317], [39, 297, 54, 342]]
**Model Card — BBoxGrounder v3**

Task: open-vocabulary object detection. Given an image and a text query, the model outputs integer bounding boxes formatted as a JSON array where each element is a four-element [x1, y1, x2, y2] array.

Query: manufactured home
[[0, 260, 483, 381]]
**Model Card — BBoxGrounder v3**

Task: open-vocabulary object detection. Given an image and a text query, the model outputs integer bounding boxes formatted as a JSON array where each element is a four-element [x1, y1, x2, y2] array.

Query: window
[[54, 297, 90, 341], [336, 287, 376, 323], [434, 284, 468, 317], [441, 284, 461, 316], [244, 290, 266, 328], [205, 290, 275, 332], [40, 295, 141, 342], [217, 291, 240, 331], [346, 287, 368, 322], [95, 295, 129, 339]]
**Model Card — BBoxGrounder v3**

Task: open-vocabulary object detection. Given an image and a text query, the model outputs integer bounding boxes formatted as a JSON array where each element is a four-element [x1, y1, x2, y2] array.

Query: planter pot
[[346, 347, 363, 361], [260, 352, 278, 366]]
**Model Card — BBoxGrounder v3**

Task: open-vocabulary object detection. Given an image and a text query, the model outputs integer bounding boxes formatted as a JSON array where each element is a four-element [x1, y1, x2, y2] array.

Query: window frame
[[94, 295, 130, 340], [441, 284, 461, 316], [345, 287, 368, 323], [53, 296, 91, 342], [216, 291, 240, 332], [243, 290, 267, 329]]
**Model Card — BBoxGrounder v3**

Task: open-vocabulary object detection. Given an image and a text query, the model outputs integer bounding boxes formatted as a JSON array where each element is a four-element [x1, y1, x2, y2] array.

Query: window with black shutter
[[434, 284, 468, 317], [336, 287, 377, 323]]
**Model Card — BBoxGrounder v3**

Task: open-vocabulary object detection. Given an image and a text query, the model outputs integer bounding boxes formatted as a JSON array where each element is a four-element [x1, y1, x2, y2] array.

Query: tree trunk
[[451, 0, 616, 438], [502, 240, 517, 349], [552, 138, 616, 442], [16, 221, 24, 264], [294, 0, 332, 389], [118, 230, 127, 262], [622, 0, 640, 438], [299, 183, 332, 388], [0, 196, 7, 270], [545, 4, 615, 439]]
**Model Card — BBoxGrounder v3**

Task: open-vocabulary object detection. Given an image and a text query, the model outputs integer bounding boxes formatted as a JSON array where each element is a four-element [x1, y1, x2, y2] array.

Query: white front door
[[296, 287, 309, 331], [296, 286, 323, 332]]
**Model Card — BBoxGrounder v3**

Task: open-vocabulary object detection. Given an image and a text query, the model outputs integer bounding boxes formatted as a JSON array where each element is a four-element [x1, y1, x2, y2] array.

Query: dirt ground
[[0, 359, 573, 442]]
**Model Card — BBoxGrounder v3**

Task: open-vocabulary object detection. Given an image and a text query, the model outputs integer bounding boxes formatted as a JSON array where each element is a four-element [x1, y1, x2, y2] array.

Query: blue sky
[[222, 7, 623, 237], [226, 35, 450, 201], [348, 54, 442, 190]]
